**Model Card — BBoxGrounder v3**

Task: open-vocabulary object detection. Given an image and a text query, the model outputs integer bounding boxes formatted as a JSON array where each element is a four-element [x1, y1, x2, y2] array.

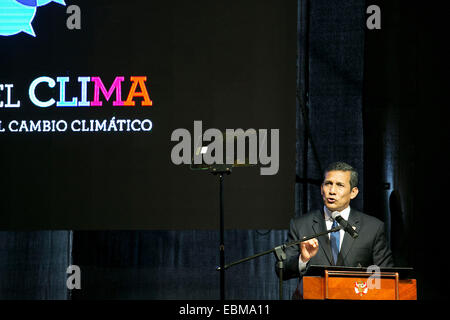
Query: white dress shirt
[[298, 206, 351, 272]]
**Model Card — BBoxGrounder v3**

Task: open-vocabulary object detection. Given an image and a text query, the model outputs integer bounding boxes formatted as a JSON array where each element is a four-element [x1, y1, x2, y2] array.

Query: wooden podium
[[302, 266, 417, 300]]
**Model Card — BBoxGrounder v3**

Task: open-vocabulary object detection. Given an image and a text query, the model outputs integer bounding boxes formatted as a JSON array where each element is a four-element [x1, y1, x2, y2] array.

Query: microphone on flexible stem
[[331, 211, 359, 239]]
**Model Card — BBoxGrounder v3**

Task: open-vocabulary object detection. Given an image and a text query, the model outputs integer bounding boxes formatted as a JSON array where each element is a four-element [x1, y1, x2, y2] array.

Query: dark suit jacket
[[282, 208, 394, 280]]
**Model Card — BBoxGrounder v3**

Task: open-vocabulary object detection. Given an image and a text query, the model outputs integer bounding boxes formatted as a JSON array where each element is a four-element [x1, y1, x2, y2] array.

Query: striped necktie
[[330, 219, 340, 265]]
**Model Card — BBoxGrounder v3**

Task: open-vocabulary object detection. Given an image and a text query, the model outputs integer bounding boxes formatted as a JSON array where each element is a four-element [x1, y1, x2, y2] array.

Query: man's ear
[[350, 187, 359, 199]]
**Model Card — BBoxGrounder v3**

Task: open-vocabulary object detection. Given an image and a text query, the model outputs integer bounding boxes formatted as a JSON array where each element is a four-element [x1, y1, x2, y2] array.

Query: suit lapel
[[312, 210, 333, 265], [336, 209, 361, 265]]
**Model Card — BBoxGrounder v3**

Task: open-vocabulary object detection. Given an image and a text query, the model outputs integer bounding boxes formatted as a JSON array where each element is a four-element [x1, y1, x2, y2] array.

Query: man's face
[[321, 170, 359, 212]]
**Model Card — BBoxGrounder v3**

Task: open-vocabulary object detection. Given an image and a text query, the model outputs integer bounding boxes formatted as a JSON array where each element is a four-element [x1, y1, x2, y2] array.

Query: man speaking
[[281, 162, 394, 280]]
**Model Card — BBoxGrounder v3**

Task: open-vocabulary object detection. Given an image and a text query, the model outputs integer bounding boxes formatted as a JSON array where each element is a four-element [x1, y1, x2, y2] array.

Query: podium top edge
[[305, 265, 414, 279]]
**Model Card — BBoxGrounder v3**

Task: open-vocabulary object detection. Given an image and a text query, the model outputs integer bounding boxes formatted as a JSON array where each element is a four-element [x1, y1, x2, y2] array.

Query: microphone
[[331, 211, 359, 239]]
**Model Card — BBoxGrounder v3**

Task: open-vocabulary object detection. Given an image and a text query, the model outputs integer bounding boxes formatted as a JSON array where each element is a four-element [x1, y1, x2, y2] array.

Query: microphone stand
[[190, 131, 254, 300], [217, 225, 342, 300], [210, 164, 232, 301]]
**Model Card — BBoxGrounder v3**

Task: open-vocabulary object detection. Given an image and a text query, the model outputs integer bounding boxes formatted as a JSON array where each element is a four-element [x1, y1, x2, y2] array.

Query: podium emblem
[[354, 281, 368, 296]]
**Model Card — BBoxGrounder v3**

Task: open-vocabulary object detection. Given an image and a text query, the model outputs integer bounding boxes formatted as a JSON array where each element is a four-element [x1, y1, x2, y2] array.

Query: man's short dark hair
[[324, 162, 358, 189]]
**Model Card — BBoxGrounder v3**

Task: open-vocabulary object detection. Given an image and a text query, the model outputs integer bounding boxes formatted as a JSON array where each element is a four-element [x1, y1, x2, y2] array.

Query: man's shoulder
[[290, 209, 322, 225], [351, 209, 385, 227], [290, 208, 386, 227]]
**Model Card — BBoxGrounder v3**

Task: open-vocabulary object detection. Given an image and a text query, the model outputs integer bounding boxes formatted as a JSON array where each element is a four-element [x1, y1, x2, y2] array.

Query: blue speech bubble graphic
[[0, 0, 66, 37], [0, 0, 37, 36], [16, 0, 37, 6], [36, 0, 65, 6]]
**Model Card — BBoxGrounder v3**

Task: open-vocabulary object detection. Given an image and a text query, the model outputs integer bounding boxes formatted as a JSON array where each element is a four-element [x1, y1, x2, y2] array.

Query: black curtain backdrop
[[0, 0, 447, 300], [0, 231, 72, 299], [296, 0, 365, 215], [70, 230, 297, 299], [363, 0, 447, 299]]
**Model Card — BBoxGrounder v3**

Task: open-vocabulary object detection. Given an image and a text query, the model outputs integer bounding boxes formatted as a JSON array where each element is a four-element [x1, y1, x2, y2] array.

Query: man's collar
[[323, 206, 351, 221]]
